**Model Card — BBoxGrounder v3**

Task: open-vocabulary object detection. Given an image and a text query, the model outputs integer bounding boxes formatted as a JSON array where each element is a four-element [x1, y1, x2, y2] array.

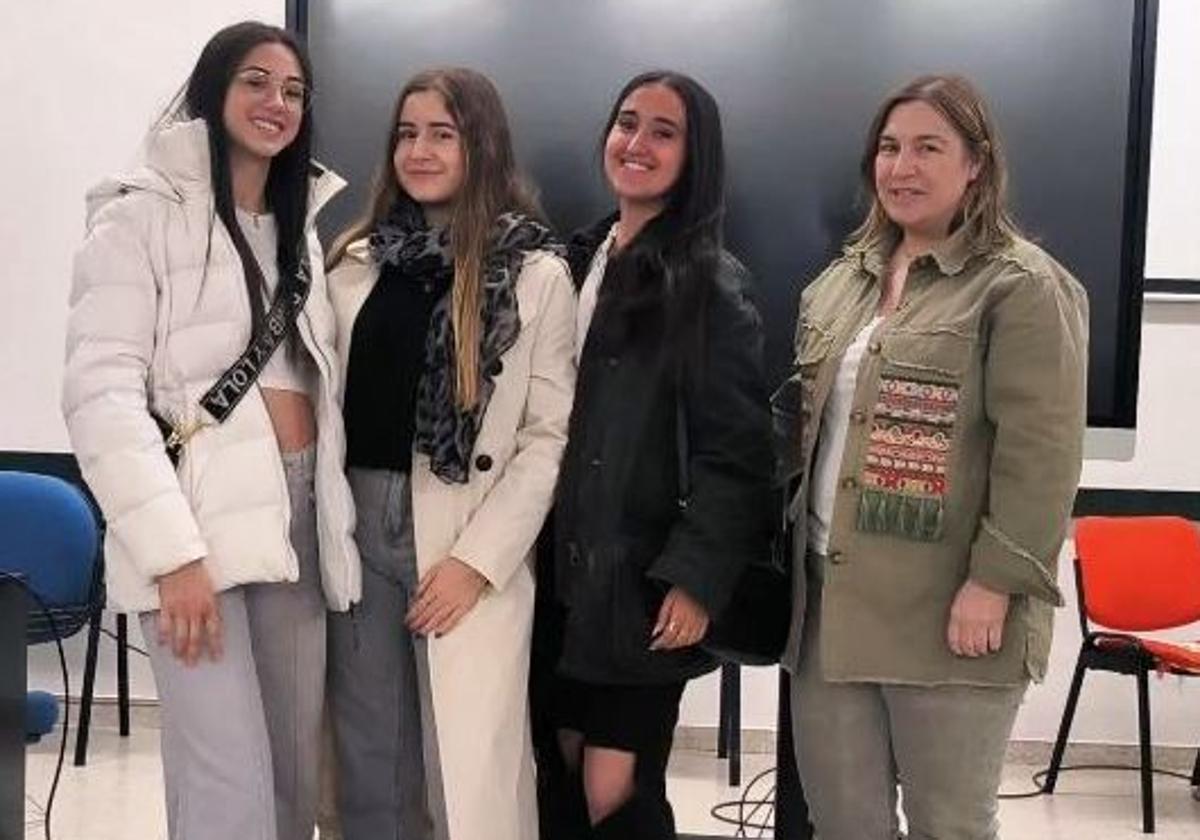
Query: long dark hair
[[329, 67, 542, 408], [600, 70, 725, 369], [183, 21, 314, 336]]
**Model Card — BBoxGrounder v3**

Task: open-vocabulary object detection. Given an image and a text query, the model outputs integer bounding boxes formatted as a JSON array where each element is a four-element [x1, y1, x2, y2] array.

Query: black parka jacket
[[553, 219, 775, 684]]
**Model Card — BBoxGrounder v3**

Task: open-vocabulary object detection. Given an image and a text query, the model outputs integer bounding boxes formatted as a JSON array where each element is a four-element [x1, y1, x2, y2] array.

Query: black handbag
[[674, 384, 793, 666]]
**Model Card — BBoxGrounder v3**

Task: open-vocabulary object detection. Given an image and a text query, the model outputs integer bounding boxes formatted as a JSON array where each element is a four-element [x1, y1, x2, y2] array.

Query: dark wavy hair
[[182, 21, 314, 335], [600, 70, 726, 369]]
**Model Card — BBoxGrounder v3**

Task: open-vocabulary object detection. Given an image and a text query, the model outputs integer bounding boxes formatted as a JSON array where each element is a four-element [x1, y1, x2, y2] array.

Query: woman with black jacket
[[539, 70, 775, 839]]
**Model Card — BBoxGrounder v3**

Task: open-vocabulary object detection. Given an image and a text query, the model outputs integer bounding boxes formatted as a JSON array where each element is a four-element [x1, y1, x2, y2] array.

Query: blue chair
[[25, 690, 59, 744], [0, 470, 123, 762]]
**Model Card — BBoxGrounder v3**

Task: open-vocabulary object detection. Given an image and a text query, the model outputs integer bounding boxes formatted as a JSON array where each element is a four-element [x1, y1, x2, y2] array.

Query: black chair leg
[[727, 663, 741, 788], [1136, 665, 1155, 833], [73, 603, 103, 766], [116, 613, 130, 737], [1190, 747, 1200, 788], [717, 662, 731, 759], [1044, 651, 1088, 793]]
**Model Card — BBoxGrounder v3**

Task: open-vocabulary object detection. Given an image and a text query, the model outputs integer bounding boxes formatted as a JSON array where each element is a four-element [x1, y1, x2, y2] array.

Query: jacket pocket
[[856, 328, 971, 543]]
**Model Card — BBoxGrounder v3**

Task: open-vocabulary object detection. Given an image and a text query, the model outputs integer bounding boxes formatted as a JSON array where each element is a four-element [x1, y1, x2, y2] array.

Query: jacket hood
[[85, 117, 345, 227]]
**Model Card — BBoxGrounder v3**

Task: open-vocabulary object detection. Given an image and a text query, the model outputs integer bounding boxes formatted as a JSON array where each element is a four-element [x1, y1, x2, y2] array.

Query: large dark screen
[[306, 0, 1150, 428]]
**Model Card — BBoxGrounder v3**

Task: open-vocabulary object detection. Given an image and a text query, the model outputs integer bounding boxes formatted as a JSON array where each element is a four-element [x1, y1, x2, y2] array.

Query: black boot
[[539, 768, 590, 840]]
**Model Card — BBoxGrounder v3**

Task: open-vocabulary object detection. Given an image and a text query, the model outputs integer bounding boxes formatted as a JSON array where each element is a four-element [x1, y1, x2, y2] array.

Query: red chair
[[1044, 516, 1200, 834]]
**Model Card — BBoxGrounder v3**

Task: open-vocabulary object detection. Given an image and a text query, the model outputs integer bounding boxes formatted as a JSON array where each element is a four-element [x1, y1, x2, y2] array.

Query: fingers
[[157, 609, 173, 649], [650, 593, 708, 651], [947, 616, 1002, 658], [651, 593, 675, 639], [184, 614, 203, 665], [410, 597, 455, 636], [406, 562, 482, 637], [203, 608, 224, 662], [159, 600, 222, 667], [413, 562, 441, 603], [987, 622, 1004, 652], [427, 603, 471, 637], [406, 565, 442, 629]]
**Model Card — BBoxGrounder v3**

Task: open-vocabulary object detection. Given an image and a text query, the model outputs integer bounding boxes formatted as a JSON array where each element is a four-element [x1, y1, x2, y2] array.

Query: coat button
[[488, 359, 504, 376], [475, 454, 493, 472], [850, 408, 867, 424], [828, 550, 844, 565], [867, 341, 882, 355], [841, 476, 858, 490], [606, 356, 619, 367], [588, 457, 603, 468]]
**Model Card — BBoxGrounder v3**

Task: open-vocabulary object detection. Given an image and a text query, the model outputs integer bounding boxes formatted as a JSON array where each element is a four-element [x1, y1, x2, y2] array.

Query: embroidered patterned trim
[[857, 375, 960, 542]]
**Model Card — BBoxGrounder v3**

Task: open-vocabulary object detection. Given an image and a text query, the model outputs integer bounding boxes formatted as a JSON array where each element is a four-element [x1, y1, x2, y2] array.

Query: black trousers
[[531, 588, 684, 840]]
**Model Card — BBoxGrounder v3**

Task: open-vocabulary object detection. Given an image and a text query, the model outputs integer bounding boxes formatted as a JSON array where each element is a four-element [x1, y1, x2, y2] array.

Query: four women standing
[[65, 21, 1088, 840]]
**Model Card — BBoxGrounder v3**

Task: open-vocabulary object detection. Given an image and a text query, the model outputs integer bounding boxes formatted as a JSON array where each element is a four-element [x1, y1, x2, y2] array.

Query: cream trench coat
[[328, 239, 576, 840]]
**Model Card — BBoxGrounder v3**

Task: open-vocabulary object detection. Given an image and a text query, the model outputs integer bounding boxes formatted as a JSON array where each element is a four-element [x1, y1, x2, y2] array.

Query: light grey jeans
[[327, 467, 447, 840], [141, 445, 326, 840], [791, 554, 1025, 840]]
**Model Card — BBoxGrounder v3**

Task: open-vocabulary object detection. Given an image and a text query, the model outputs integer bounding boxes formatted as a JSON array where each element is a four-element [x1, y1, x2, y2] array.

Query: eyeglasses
[[233, 68, 311, 112]]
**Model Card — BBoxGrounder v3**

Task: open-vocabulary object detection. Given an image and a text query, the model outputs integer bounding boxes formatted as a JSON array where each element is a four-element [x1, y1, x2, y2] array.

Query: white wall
[[0, 0, 284, 453], [1144, 0, 1200, 282]]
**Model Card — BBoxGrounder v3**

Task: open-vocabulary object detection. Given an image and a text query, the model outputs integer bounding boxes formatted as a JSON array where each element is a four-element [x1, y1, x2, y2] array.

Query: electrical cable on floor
[[706, 757, 1198, 834], [3, 571, 69, 840], [999, 763, 1197, 800], [710, 765, 777, 837], [100, 625, 149, 658]]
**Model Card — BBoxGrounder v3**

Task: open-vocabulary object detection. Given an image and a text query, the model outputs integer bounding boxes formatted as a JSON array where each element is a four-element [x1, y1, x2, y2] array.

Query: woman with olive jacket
[[777, 74, 1087, 840]]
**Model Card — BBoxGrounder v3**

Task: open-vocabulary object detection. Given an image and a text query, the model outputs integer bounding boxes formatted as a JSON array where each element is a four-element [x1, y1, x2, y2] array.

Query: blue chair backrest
[[0, 471, 99, 606]]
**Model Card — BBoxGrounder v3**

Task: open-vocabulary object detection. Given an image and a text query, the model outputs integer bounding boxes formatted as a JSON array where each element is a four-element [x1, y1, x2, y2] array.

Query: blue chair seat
[[25, 690, 59, 743]]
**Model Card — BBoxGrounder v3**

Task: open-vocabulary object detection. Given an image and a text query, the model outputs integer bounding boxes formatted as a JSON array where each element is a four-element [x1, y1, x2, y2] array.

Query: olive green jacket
[[775, 228, 1088, 685]]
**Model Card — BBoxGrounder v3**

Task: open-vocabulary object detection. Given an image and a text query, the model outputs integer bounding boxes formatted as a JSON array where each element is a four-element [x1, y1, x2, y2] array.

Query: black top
[[343, 261, 451, 472]]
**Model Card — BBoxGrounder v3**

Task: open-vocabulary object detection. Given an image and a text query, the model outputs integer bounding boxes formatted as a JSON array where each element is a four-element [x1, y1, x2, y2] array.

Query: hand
[[947, 579, 1010, 657], [650, 586, 709, 651], [406, 557, 489, 637], [156, 558, 222, 666]]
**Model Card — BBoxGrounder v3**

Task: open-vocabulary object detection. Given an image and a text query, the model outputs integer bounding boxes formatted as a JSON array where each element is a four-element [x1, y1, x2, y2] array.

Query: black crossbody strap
[[199, 248, 312, 422]]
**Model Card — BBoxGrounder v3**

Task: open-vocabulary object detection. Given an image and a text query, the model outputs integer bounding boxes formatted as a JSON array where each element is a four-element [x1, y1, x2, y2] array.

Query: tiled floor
[[24, 725, 1200, 839]]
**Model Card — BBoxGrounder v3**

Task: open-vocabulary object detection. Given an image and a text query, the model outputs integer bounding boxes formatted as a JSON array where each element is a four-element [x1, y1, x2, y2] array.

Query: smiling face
[[603, 83, 688, 212], [393, 89, 466, 221], [874, 100, 981, 242], [222, 42, 305, 166]]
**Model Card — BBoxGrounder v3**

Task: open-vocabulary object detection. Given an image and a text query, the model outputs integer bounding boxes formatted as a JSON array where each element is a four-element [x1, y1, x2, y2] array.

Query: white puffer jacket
[[62, 118, 361, 613]]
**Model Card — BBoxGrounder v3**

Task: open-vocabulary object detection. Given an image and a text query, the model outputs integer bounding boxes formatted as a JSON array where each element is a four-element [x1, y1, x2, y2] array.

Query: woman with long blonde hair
[[325, 67, 576, 840]]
